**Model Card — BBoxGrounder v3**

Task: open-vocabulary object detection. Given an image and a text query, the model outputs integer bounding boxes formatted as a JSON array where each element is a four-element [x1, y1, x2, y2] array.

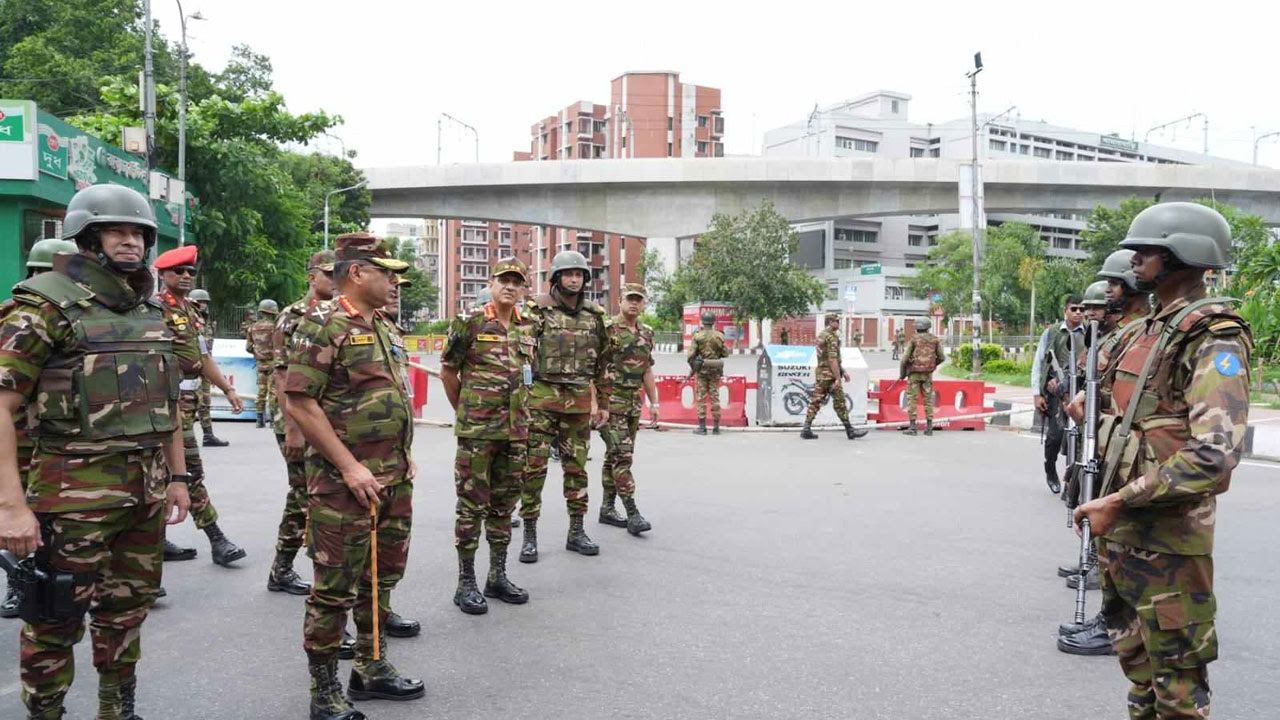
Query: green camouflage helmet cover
[[26, 239, 79, 270], [61, 183, 158, 246], [257, 299, 279, 314], [189, 288, 211, 302], [1097, 249, 1140, 292], [914, 317, 931, 331], [1119, 202, 1232, 269], [1082, 280, 1109, 307], [550, 250, 591, 281]]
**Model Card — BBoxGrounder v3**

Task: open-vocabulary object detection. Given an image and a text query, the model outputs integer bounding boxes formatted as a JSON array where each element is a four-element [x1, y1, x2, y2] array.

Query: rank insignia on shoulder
[[348, 334, 375, 346], [1213, 351, 1243, 377]]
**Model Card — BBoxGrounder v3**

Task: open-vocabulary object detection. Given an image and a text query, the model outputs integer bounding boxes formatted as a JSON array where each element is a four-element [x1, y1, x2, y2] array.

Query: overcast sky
[[156, 0, 1280, 170]]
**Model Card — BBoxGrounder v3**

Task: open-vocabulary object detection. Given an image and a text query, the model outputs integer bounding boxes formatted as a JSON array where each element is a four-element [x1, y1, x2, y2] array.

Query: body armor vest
[[16, 269, 179, 455], [533, 295, 603, 385], [909, 334, 941, 373], [612, 325, 653, 389]]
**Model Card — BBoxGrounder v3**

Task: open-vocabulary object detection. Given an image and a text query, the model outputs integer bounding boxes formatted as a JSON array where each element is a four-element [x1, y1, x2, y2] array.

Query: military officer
[[900, 317, 944, 436], [440, 257, 534, 614], [687, 310, 728, 435], [1072, 203, 1250, 719], [154, 245, 247, 566], [597, 283, 658, 534], [287, 233, 423, 719], [0, 184, 191, 720], [800, 313, 857, 440], [247, 299, 279, 428], [188, 288, 229, 447], [517, 250, 610, 563]]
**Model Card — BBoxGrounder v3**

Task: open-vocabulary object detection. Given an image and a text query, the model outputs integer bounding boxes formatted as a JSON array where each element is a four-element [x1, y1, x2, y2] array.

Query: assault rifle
[[1062, 334, 1084, 526], [1069, 320, 1102, 628]]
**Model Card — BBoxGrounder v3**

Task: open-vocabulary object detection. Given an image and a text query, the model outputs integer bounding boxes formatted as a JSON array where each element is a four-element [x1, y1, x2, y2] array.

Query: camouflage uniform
[[687, 326, 727, 425], [1096, 288, 1250, 719], [892, 329, 906, 360], [901, 331, 944, 428], [197, 313, 216, 435], [159, 288, 221, 531], [246, 316, 275, 423], [600, 317, 655, 501], [0, 253, 176, 719], [804, 326, 849, 424], [287, 294, 415, 669], [270, 295, 318, 586]]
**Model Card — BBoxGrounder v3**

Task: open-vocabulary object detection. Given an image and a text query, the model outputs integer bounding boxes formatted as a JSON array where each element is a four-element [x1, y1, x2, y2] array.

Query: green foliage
[[1079, 196, 1155, 268], [983, 358, 1032, 375], [383, 237, 438, 323], [417, 319, 451, 335], [640, 311, 678, 332], [950, 342, 1004, 368]]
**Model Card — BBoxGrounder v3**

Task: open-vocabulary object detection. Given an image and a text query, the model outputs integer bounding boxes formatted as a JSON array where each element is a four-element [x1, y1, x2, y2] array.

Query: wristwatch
[[167, 473, 192, 486]]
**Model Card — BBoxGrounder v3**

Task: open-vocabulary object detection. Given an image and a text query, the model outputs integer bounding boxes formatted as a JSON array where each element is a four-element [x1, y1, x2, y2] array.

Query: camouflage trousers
[[454, 438, 525, 559], [180, 391, 218, 529], [304, 482, 413, 660], [1098, 540, 1217, 720], [522, 409, 591, 519], [21, 502, 164, 717], [906, 372, 935, 424], [273, 434, 308, 557], [599, 411, 641, 499], [198, 376, 213, 434], [255, 366, 274, 422], [694, 373, 722, 421], [804, 376, 849, 424]]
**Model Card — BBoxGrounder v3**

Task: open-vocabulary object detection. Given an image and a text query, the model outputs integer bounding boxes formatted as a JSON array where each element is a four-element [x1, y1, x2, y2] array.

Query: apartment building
[[607, 71, 724, 159]]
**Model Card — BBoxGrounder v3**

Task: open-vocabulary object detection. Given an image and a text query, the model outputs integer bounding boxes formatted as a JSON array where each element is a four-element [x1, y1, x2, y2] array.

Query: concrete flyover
[[366, 157, 1280, 238]]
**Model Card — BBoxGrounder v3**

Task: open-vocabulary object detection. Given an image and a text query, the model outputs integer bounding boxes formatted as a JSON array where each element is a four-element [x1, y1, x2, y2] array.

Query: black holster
[[1, 540, 95, 625]]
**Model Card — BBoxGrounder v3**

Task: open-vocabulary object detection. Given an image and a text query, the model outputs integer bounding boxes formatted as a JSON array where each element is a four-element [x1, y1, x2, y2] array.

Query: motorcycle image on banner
[[756, 344, 868, 429]]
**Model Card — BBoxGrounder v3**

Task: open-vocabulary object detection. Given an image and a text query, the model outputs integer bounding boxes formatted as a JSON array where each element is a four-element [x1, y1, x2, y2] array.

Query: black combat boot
[[386, 611, 420, 638], [519, 518, 538, 563], [844, 421, 858, 440], [621, 497, 652, 536], [98, 674, 143, 720], [693, 419, 707, 435], [255, 416, 265, 429], [712, 418, 721, 435], [338, 630, 355, 660], [1045, 461, 1062, 494], [202, 432, 229, 447], [565, 515, 600, 555], [1066, 564, 1100, 591], [483, 546, 529, 604], [453, 555, 487, 615], [1059, 611, 1103, 637], [162, 538, 196, 562], [1057, 616, 1115, 656], [800, 421, 818, 440], [903, 423, 918, 436], [309, 655, 365, 720], [1, 580, 23, 618], [204, 523, 247, 566], [598, 491, 627, 527], [924, 421, 934, 436], [268, 551, 311, 595], [348, 637, 425, 702]]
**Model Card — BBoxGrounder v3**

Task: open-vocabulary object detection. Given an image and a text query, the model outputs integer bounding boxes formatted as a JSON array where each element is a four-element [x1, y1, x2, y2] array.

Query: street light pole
[[439, 112, 479, 162], [323, 180, 368, 250], [142, 0, 156, 172], [175, 1, 203, 246], [1253, 130, 1280, 165], [966, 52, 984, 377]]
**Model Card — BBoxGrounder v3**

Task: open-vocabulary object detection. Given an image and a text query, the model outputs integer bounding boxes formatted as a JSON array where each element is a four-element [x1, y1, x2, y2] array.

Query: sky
[[154, 0, 1280, 170]]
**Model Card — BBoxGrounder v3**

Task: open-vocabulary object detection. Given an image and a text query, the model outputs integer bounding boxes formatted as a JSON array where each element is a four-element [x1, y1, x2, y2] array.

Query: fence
[[209, 306, 257, 338]]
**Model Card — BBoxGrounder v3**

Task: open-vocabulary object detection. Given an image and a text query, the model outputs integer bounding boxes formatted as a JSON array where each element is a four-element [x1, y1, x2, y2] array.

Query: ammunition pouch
[[0, 550, 94, 624], [700, 358, 725, 371]]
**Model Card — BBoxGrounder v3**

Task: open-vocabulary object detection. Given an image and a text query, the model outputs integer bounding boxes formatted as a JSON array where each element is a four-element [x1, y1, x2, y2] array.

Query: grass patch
[[941, 363, 1032, 387]]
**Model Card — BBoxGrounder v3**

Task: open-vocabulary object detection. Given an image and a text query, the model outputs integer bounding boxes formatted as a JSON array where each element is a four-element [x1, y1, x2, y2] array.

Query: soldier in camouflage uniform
[[189, 288, 229, 447], [899, 317, 944, 436], [286, 233, 423, 719], [800, 313, 857, 440], [892, 328, 907, 361], [1, 239, 79, 620], [247, 299, 278, 428], [0, 184, 192, 720], [1073, 203, 1250, 719], [687, 310, 727, 435], [518, 250, 611, 563], [597, 283, 658, 534], [440, 257, 535, 615], [155, 245, 248, 568]]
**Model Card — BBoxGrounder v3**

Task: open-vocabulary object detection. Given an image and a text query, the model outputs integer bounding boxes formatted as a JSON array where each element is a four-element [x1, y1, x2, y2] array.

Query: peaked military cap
[[334, 232, 409, 272]]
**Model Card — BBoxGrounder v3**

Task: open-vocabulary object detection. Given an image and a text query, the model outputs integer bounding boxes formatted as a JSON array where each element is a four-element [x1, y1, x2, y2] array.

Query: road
[[1, 374, 1276, 719]]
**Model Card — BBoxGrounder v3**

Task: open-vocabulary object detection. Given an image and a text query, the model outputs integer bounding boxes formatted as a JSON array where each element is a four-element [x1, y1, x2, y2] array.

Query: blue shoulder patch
[[1213, 352, 1243, 377]]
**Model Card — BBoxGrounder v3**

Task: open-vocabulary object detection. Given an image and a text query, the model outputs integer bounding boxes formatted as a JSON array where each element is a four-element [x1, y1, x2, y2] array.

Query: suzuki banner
[[755, 344, 868, 427]]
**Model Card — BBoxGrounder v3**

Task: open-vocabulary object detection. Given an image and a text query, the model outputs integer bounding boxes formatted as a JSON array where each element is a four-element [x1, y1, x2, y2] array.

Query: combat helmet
[[1081, 280, 1109, 308], [1119, 202, 1232, 269], [549, 250, 591, 285], [26, 239, 79, 271], [700, 310, 716, 327], [914, 317, 930, 331], [61, 184, 158, 272], [1096, 249, 1139, 292], [257, 299, 279, 315], [189, 289, 211, 303]]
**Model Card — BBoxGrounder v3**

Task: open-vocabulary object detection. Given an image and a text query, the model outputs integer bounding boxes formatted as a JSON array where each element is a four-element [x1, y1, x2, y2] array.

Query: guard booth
[[756, 344, 868, 428]]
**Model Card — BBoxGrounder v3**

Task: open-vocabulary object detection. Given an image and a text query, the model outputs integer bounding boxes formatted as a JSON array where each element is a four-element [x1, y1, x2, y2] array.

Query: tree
[[1079, 196, 1155, 269], [384, 237, 437, 323], [676, 201, 825, 322]]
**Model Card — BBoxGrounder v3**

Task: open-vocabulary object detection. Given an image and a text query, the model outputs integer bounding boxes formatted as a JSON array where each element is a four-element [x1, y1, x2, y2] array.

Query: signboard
[[209, 339, 257, 421], [682, 301, 748, 351], [756, 344, 868, 427], [859, 263, 882, 276], [0, 100, 37, 180], [37, 123, 68, 179], [1099, 135, 1139, 153]]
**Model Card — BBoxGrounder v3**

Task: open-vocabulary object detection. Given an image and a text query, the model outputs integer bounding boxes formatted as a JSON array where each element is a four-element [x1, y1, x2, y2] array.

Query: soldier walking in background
[[189, 288, 229, 447], [687, 310, 728, 435], [598, 283, 657, 534], [900, 317, 945, 436], [440, 257, 534, 615], [0, 185, 191, 720], [800, 313, 857, 440], [851, 326, 863, 349], [287, 233, 423, 719], [1072, 203, 1249, 718], [247, 300, 279, 428], [518, 250, 611, 562], [892, 327, 906, 360], [156, 245, 248, 567]]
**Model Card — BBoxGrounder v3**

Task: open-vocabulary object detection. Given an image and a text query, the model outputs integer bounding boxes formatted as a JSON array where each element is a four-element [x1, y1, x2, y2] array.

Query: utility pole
[[142, 0, 156, 171], [438, 112, 479, 162], [175, 1, 203, 246], [1253, 130, 1280, 165], [323, 180, 368, 250], [966, 52, 984, 377]]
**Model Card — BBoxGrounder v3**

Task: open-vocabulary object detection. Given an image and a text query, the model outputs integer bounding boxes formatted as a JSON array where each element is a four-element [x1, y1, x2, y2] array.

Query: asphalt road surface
[[2, 379, 1276, 719]]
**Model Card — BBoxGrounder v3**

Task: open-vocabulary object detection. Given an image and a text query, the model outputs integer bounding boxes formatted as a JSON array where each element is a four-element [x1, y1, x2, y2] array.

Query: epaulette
[[14, 272, 93, 309]]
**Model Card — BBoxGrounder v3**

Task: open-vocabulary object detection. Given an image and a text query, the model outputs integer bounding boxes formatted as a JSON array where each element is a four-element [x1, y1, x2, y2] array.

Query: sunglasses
[[1067, 306, 1084, 313], [168, 267, 197, 276]]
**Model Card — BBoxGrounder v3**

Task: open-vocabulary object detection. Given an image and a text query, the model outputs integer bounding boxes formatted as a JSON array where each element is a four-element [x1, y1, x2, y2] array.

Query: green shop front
[[0, 99, 194, 298]]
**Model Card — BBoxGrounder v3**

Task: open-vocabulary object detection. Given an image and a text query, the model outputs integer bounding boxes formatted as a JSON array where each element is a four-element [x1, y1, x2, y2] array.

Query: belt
[[179, 378, 201, 392]]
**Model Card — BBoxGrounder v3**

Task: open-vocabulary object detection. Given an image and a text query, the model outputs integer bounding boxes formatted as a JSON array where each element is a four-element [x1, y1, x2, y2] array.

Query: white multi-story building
[[763, 90, 1251, 320]]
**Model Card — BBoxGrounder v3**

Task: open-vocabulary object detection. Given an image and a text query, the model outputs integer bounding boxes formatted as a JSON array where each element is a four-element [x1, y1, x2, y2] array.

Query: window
[[908, 234, 924, 247], [1055, 151, 1074, 161], [593, 120, 605, 133], [909, 147, 925, 158], [714, 142, 724, 157], [834, 258, 853, 269], [667, 117, 673, 130], [891, 100, 899, 113], [697, 141, 707, 154], [698, 116, 708, 128], [1034, 147, 1051, 159], [905, 262, 917, 268], [834, 228, 878, 244], [498, 230, 511, 247], [496, 248, 514, 260], [989, 139, 1006, 152], [461, 246, 488, 261], [577, 242, 591, 256], [714, 116, 724, 134], [667, 142, 673, 157], [836, 137, 876, 152], [928, 148, 940, 158], [461, 228, 488, 244], [461, 265, 489, 280], [578, 143, 592, 158]]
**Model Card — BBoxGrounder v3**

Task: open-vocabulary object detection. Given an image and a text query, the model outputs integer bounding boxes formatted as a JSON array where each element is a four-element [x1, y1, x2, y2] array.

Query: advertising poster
[[209, 338, 258, 421]]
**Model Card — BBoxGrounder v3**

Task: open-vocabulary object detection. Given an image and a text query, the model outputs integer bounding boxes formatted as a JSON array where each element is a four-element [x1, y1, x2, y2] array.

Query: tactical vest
[[909, 334, 941, 373], [533, 295, 603, 385], [16, 272, 180, 455]]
